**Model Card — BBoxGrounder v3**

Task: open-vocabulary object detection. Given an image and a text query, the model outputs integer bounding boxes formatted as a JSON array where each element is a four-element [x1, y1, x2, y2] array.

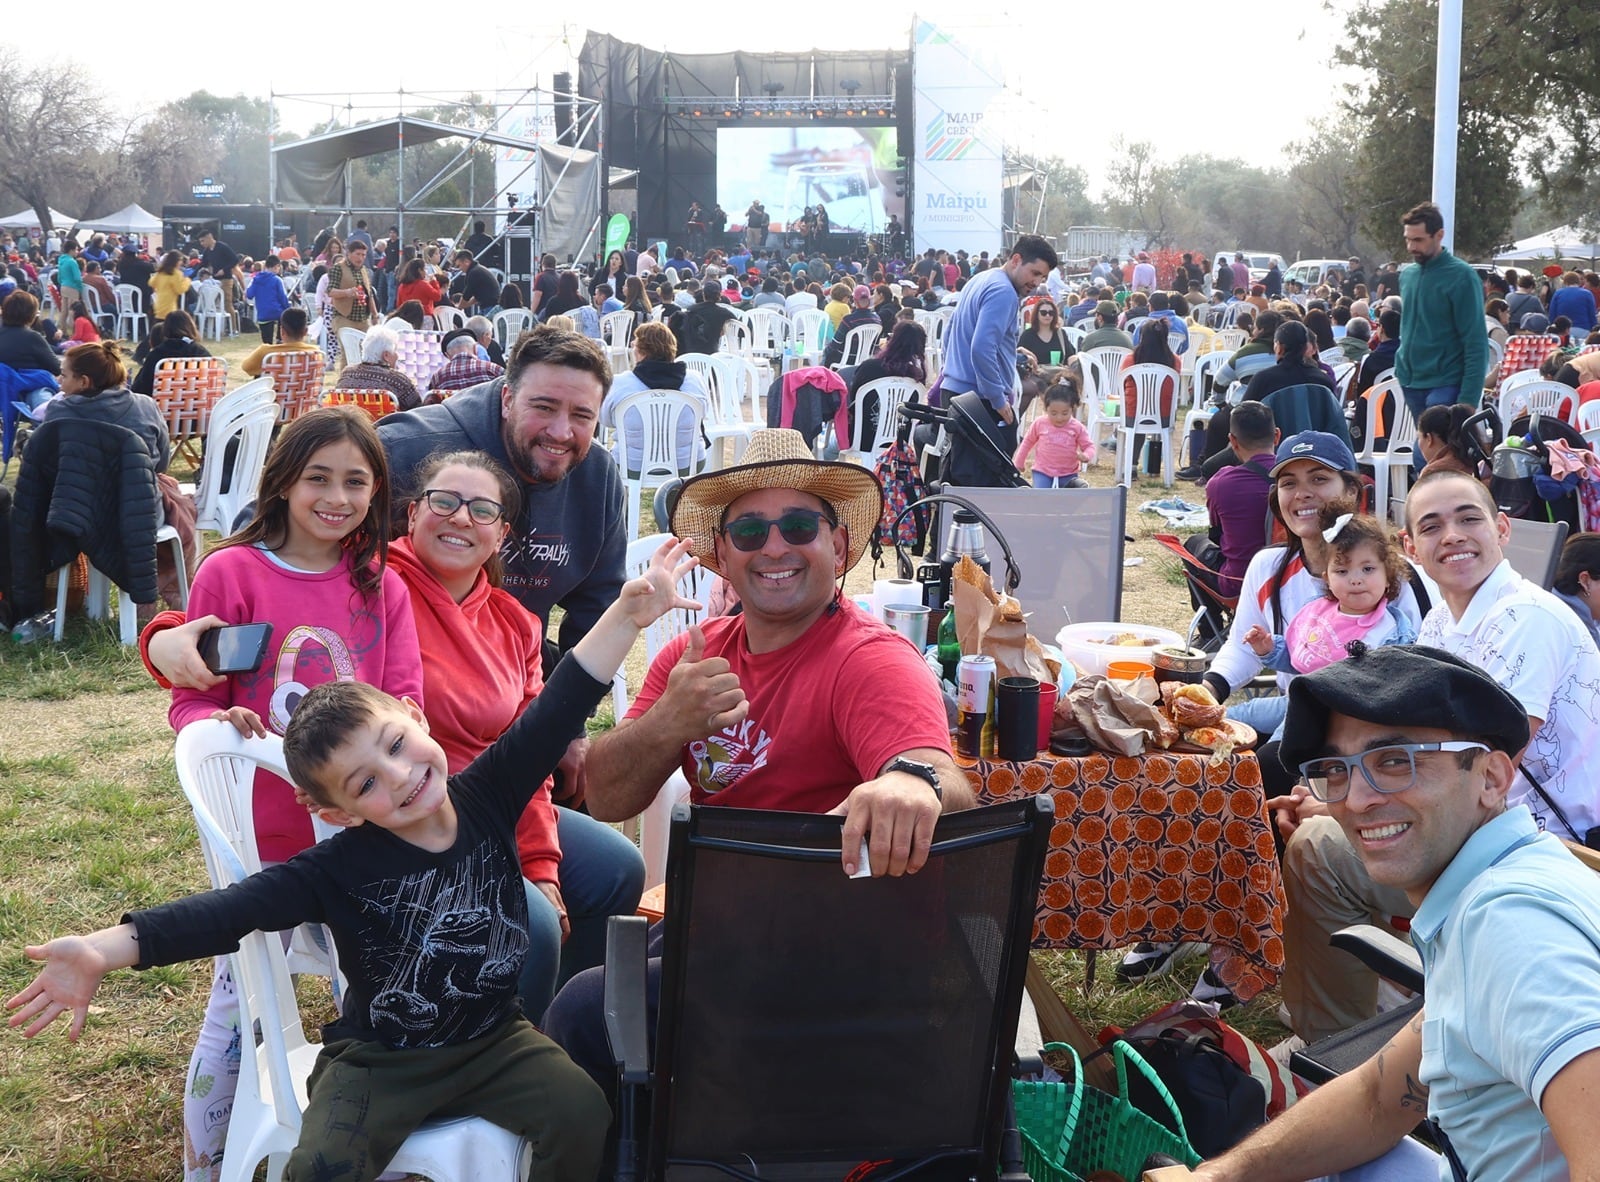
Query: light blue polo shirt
[[1411, 806, 1600, 1181]]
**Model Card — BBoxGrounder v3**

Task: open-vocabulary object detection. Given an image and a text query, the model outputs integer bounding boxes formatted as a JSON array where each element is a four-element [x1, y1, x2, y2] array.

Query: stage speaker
[[505, 229, 535, 305], [895, 63, 913, 159], [554, 72, 574, 144]]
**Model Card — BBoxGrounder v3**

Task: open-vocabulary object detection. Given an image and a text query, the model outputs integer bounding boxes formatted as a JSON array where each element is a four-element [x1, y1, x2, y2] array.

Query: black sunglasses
[[720, 509, 834, 552]]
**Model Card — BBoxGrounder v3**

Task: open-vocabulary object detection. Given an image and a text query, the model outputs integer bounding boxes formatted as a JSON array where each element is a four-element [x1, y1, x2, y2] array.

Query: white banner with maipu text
[[911, 20, 1004, 259]]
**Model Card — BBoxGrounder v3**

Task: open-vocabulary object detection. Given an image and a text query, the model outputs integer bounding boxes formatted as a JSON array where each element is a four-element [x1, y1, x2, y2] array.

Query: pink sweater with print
[[170, 545, 424, 862], [1013, 414, 1096, 478]]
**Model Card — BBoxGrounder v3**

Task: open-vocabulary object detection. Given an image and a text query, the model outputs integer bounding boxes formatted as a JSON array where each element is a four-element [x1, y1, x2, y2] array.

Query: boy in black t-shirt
[[6, 540, 702, 1182]]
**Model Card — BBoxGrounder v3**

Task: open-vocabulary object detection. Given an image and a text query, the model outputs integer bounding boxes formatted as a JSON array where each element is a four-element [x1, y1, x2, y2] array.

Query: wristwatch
[[886, 756, 942, 803]]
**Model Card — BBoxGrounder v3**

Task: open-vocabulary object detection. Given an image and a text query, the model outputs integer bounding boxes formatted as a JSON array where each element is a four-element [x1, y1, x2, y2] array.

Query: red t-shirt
[[627, 601, 952, 813]]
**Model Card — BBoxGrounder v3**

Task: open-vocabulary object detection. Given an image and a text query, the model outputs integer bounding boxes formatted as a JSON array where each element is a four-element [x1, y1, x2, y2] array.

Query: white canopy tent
[[0, 206, 77, 230], [1493, 225, 1600, 265], [76, 203, 163, 235]]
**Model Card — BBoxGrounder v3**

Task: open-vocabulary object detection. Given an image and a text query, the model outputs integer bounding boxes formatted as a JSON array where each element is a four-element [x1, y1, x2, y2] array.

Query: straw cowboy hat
[[670, 429, 883, 578]]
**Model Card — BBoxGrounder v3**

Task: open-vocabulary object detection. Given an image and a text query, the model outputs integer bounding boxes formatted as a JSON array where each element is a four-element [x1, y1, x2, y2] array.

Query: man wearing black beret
[[1276, 470, 1600, 1049], [1193, 644, 1600, 1181]]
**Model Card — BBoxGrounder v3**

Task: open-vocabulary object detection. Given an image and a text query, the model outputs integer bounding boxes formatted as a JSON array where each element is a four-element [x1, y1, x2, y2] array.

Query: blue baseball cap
[[1269, 430, 1357, 478]]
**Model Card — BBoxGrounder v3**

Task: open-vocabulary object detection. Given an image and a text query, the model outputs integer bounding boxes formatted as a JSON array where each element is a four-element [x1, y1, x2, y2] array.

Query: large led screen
[[715, 126, 902, 238]]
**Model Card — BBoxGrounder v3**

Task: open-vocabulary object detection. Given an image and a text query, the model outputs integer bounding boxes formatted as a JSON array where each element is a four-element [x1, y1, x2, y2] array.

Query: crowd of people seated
[[16, 196, 1600, 1181]]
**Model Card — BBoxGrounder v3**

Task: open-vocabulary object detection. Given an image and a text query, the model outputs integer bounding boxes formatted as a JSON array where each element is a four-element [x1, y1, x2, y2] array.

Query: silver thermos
[[934, 509, 991, 607]]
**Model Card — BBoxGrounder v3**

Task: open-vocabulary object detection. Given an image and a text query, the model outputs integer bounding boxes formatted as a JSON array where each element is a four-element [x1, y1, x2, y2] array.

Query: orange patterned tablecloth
[[961, 749, 1286, 1001]]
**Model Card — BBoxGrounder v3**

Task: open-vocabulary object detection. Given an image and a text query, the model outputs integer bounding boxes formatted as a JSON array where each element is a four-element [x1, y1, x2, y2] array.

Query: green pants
[[285, 1014, 610, 1182]]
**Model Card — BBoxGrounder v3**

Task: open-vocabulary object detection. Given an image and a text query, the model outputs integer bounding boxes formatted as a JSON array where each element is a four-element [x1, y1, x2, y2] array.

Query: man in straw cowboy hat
[[544, 430, 972, 1081]]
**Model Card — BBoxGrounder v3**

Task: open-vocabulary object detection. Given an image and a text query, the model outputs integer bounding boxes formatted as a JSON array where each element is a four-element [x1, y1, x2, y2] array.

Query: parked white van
[[1285, 259, 1348, 289]]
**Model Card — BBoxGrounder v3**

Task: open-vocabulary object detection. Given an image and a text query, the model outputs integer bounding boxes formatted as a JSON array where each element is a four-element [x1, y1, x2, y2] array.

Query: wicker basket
[[1013, 1041, 1201, 1182]]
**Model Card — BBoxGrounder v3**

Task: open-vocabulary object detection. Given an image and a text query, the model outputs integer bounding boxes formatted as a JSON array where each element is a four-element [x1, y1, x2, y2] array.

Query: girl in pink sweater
[[169, 406, 422, 1182], [1014, 382, 1096, 488]]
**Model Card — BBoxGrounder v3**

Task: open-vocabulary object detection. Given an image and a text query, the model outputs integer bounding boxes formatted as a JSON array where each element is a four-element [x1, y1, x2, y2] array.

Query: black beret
[[1279, 644, 1530, 772]]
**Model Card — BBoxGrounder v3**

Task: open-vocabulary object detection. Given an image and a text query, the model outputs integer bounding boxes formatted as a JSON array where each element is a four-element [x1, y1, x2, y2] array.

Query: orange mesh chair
[[320, 388, 398, 420], [261, 349, 325, 423], [1152, 532, 1239, 655], [151, 356, 228, 465]]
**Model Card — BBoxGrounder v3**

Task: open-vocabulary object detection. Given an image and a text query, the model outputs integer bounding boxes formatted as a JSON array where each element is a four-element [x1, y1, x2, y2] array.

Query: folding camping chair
[[605, 796, 1053, 1182], [1152, 532, 1238, 654]]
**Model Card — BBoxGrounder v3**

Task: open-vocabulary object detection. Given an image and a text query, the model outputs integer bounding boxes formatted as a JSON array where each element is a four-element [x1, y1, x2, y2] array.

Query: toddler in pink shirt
[[1014, 382, 1096, 488]]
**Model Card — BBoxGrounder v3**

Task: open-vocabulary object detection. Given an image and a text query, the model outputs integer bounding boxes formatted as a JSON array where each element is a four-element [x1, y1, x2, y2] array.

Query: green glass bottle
[[937, 599, 961, 684]]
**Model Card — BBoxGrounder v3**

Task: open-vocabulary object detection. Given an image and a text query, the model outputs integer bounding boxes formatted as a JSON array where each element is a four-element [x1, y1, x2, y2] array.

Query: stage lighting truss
[[664, 96, 894, 121]]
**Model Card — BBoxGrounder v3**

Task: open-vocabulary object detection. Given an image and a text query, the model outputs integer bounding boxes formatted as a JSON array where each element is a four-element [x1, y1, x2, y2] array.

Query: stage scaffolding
[[267, 86, 626, 263]]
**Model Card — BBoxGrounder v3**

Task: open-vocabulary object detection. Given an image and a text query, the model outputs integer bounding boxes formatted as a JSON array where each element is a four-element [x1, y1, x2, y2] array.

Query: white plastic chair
[[1498, 367, 1546, 401], [1211, 328, 1247, 354], [608, 535, 711, 887], [719, 318, 754, 358], [1080, 345, 1132, 463], [679, 353, 758, 470], [610, 390, 706, 539], [82, 285, 113, 335], [746, 308, 792, 357], [833, 323, 882, 371], [601, 310, 636, 349], [433, 305, 466, 332], [113, 283, 149, 340], [1578, 400, 1600, 450], [53, 524, 189, 644], [1353, 375, 1416, 526], [790, 309, 830, 360], [838, 377, 923, 466], [493, 308, 534, 350], [1501, 380, 1576, 427], [337, 327, 367, 369], [194, 285, 231, 339], [1180, 352, 1232, 463], [1117, 363, 1181, 487], [180, 379, 278, 535], [172, 721, 532, 1182]]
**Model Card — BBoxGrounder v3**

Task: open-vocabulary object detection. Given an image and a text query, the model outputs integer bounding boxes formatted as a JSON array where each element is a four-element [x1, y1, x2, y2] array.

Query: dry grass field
[[0, 329, 1279, 1180]]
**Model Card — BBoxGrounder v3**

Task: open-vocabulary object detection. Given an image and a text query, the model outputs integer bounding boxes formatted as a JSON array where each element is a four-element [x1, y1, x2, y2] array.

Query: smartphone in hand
[[198, 623, 274, 675]]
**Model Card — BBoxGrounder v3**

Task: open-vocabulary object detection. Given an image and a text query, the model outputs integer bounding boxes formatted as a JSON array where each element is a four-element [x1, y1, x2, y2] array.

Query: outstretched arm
[[7, 925, 141, 1041], [568, 537, 702, 686]]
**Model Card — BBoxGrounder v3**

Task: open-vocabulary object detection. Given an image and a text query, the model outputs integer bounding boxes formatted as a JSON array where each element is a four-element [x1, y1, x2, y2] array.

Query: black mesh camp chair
[[604, 797, 1053, 1182]]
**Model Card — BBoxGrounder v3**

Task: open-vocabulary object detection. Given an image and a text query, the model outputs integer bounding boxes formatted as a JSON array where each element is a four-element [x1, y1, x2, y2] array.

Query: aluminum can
[[955, 654, 997, 757]]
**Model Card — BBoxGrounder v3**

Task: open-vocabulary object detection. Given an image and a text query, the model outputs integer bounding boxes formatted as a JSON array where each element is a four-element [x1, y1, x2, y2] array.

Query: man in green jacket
[[1395, 202, 1488, 451]]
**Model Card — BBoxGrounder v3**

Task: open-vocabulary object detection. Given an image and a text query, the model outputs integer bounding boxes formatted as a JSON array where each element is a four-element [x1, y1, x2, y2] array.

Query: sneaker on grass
[[1189, 964, 1239, 1009], [1115, 940, 1207, 983]]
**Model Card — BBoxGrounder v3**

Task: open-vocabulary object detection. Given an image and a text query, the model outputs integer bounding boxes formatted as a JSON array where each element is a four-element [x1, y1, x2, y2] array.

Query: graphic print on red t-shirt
[[688, 715, 773, 795]]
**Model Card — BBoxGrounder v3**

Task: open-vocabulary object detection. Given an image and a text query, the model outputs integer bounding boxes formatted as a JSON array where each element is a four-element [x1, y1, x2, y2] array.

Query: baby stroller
[[1464, 407, 1584, 532], [899, 394, 1027, 489]]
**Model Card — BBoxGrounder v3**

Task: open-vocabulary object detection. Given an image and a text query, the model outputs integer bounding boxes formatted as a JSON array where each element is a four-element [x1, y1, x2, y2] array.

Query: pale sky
[[23, 2, 1353, 197]]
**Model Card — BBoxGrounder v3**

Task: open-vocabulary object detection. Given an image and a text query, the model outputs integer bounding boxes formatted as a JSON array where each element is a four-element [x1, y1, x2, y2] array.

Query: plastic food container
[[1055, 622, 1185, 678]]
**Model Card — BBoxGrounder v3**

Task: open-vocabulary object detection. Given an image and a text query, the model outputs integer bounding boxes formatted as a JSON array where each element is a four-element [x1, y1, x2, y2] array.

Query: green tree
[[1102, 139, 1189, 249], [1286, 121, 1369, 259], [1332, 0, 1593, 256], [0, 47, 109, 231]]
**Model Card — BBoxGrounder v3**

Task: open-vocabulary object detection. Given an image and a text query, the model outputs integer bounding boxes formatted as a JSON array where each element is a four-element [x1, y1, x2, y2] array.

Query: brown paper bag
[[952, 569, 1054, 683], [1065, 676, 1177, 755]]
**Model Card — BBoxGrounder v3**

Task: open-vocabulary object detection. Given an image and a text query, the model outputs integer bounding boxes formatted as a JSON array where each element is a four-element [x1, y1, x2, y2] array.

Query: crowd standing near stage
[[13, 190, 1600, 1182]]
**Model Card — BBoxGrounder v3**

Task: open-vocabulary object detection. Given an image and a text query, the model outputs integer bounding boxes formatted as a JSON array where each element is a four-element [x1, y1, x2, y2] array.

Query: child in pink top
[[1014, 382, 1096, 488], [168, 407, 422, 1182], [1240, 511, 1417, 742]]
